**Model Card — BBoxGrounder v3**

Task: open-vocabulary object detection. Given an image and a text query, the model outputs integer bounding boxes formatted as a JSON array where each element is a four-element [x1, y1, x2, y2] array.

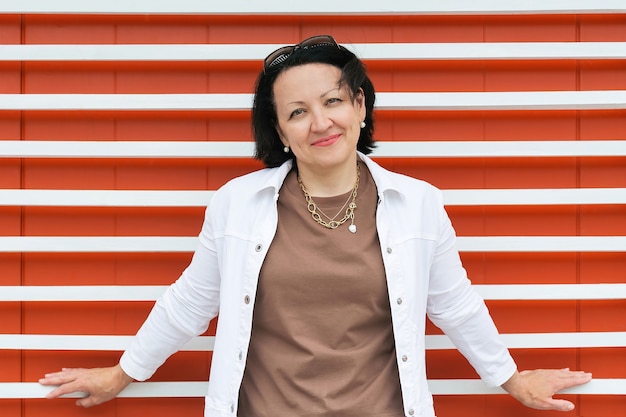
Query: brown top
[[238, 161, 404, 417]]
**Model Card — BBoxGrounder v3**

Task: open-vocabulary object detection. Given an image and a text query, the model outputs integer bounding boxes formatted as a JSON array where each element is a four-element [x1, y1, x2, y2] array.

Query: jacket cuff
[[119, 350, 157, 382]]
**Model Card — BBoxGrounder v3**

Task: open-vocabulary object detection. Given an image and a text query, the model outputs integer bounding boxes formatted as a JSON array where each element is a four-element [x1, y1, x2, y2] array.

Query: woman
[[40, 35, 591, 417]]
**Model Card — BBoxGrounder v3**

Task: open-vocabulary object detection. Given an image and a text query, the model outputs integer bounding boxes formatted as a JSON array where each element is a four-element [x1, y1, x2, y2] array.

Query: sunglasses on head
[[263, 35, 339, 73]]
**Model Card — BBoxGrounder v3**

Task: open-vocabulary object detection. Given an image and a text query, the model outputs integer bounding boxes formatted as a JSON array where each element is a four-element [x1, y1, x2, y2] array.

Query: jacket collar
[[357, 152, 407, 198], [258, 157, 294, 195], [259, 152, 407, 198]]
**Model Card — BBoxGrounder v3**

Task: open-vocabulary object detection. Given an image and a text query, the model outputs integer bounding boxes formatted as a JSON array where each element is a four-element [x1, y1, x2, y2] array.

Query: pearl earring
[[360, 121, 366, 129], [283, 146, 290, 153]]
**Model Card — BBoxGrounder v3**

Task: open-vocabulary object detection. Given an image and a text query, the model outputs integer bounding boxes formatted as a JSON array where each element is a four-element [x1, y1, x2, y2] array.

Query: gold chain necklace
[[314, 188, 353, 223], [297, 164, 360, 233]]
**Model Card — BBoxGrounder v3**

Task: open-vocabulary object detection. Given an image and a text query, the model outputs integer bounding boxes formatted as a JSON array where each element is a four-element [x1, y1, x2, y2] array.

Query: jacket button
[[396, 298, 403, 305], [408, 409, 415, 415], [401, 355, 408, 362], [238, 351, 243, 360], [244, 295, 250, 304], [255, 243, 263, 252], [386, 247, 392, 254]]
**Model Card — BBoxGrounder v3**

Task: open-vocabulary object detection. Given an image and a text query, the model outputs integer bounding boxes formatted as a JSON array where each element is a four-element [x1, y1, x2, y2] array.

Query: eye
[[289, 108, 305, 119], [325, 97, 342, 105]]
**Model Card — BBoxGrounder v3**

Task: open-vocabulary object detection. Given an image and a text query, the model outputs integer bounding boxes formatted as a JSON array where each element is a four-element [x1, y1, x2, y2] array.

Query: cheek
[[281, 125, 306, 146]]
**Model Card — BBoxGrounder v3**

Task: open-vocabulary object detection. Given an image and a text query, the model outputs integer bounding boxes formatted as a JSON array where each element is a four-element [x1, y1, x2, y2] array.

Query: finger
[[44, 388, 63, 400], [44, 381, 85, 399], [39, 375, 71, 385], [46, 387, 70, 400], [40, 368, 84, 384], [545, 398, 575, 412], [76, 396, 99, 408], [44, 368, 84, 376], [554, 371, 593, 390], [39, 371, 67, 382], [40, 374, 78, 386], [46, 385, 77, 400]]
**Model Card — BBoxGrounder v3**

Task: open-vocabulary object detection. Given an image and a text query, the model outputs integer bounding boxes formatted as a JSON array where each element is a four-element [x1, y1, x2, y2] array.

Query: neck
[[296, 158, 359, 197]]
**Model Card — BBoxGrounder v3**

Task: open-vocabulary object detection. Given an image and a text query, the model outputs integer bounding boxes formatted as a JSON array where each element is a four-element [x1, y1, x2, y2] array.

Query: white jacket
[[120, 153, 517, 417]]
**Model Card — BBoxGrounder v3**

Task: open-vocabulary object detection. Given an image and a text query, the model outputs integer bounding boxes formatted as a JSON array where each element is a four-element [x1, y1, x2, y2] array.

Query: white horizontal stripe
[[1, 188, 624, 207], [2, 140, 625, 159], [2, 379, 623, 399], [1, 382, 209, 399], [1, 332, 622, 351], [426, 332, 626, 350], [474, 284, 626, 300], [0, 236, 624, 253], [0, 140, 256, 158], [0, 93, 253, 111], [351, 42, 626, 60], [2, 284, 624, 302], [427, 379, 625, 395], [2, 42, 625, 61], [0, 335, 214, 351], [0, 285, 168, 301], [3, 283, 624, 302], [456, 236, 626, 252], [2, 0, 625, 15], [444, 188, 626, 206], [0, 189, 214, 207], [374, 140, 626, 158], [0, 237, 199, 252], [1, 91, 625, 111], [376, 91, 626, 111]]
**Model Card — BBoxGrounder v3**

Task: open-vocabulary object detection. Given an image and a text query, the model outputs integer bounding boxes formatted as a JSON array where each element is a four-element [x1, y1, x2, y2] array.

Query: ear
[[275, 125, 289, 148], [355, 88, 366, 120]]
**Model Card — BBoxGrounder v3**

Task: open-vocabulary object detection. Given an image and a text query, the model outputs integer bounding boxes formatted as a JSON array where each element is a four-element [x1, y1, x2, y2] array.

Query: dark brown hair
[[252, 40, 376, 167]]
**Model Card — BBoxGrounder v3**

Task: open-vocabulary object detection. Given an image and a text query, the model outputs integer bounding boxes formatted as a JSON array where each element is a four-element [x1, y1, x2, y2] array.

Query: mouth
[[311, 134, 341, 147]]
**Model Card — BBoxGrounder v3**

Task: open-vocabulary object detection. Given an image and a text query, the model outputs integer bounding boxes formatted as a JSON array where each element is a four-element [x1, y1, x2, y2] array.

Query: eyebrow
[[285, 85, 342, 107], [320, 87, 340, 98]]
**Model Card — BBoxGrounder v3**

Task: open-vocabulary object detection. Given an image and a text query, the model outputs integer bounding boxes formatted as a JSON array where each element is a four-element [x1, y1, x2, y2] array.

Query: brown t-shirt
[[238, 161, 404, 417]]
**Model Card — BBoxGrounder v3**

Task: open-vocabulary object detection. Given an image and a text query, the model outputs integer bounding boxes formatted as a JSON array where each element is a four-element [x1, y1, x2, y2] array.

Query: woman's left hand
[[501, 368, 592, 411]]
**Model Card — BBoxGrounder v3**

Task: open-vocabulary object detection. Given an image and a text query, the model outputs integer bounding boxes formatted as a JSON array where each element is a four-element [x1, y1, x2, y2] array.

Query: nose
[[310, 109, 332, 132]]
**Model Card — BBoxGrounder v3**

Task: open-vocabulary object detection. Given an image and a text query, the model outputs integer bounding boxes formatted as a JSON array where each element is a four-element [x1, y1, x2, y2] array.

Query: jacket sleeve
[[425, 191, 517, 387], [119, 205, 221, 381]]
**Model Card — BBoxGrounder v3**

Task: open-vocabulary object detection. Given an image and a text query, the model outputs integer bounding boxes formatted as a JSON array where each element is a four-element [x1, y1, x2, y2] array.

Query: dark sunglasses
[[263, 35, 339, 73]]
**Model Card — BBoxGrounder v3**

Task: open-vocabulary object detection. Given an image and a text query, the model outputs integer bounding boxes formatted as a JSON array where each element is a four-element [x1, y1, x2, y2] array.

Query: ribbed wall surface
[[0, 5, 624, 417]]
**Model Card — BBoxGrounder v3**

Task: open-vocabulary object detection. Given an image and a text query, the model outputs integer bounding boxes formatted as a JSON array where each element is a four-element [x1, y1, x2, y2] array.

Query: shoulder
[[361, 155, 443, 204], [209, 162, 292, 212], [361, 156, 449, 237], [218, 167, 279, 193]]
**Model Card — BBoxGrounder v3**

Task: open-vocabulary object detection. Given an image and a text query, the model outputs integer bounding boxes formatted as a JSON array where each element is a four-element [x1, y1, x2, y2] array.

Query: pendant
[[348, 224, 357, 234]]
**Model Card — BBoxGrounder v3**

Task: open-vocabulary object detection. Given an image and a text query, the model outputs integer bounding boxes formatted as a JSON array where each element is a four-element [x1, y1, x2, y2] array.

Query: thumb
[[75, 396, 97, 408], [549, 399, 575, 412]]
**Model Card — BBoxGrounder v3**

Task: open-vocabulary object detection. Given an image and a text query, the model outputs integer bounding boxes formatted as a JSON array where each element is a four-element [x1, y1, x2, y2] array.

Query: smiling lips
[[311, 134, 341, 147]]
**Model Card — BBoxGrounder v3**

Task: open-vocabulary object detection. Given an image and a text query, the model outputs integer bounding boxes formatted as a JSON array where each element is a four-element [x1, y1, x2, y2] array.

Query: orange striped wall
[[1, 12, 625, 417]]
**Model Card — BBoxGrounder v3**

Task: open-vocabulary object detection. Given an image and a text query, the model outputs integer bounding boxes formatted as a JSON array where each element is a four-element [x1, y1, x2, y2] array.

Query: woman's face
[[272, 63, 365, 175]]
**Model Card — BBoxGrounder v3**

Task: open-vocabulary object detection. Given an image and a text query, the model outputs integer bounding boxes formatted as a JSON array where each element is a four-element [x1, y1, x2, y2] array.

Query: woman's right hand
[[38, 364, 133, 407]]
